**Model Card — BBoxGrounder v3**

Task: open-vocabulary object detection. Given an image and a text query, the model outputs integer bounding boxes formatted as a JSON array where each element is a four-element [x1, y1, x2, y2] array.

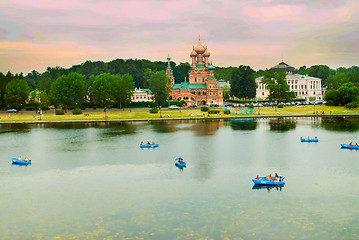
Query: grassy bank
[[0, 105, 358, 123]]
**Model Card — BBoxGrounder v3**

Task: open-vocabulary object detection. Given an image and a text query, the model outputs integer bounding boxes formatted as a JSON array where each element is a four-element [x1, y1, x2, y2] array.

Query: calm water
[[0, 117, 358, 240]]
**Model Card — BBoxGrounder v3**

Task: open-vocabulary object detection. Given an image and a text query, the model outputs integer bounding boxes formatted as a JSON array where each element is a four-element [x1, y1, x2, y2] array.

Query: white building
[[256, 62, 326, 101], [131, 88, 154, 102]]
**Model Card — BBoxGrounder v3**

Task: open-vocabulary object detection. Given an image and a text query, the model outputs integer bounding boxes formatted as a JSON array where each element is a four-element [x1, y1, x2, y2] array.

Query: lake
[[0, 117, 358, 239]]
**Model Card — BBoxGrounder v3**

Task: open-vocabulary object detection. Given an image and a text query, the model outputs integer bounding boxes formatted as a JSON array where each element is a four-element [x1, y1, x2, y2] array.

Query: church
[[166, 37, 223, 107]]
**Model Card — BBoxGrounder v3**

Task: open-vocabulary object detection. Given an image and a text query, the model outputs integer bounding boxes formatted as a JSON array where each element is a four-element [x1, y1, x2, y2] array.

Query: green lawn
[[0, 105, 358, 123]]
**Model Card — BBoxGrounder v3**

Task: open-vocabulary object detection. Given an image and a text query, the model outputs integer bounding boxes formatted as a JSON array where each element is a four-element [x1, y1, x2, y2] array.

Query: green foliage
[[149, 107, 158, 113], [230, 65, 256, 99], [201, 106, 209, 112], [278, 104, 284, 108], [130, 101, 156, 108], [173, 62, 191, 83], [309, 97, 316, 101], [72, 108, 82, 115], [223, 110, 230, 114], [50, 72, 87, 110], [337, 82, 359, 105], [5, 78, 30, 109], [148, 71, 171, 108], [92, 73, 118, 108], [261, 70, 295, 104], [345, 101, 358, 109], [114, 73, 135, 108], [324, 89, 338, 105], [208, 109, 220, 114], [55, 109, 64, 115], [248, 103, 254, 108]]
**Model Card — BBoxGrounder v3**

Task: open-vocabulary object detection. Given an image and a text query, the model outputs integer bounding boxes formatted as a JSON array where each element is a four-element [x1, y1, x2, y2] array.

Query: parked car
[[6, 109, 17, 113], [225, 103, 233, 107], [168, 105, 179, 109], [210, 104, 219, 107], [188, 104, 197, 108]]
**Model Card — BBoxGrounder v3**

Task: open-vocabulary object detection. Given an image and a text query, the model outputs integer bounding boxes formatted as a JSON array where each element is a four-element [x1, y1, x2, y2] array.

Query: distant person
[[256, 175, 259, 180], [315, 136, 317, 139], [356, 143, 359, 146], [25, 158, 28, 162], [275, 173, 278, 178], [349, 142, 353, 146], [147, 141, 150, 145], [19, 156, 22, 161]]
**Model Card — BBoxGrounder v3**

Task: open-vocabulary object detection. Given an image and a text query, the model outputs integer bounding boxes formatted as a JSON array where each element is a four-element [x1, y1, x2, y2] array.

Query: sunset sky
[[0, 0, 358, 74]]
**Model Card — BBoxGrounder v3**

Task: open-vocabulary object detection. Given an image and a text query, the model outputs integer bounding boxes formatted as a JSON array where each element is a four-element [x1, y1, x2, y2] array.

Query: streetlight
[[104, 106, 107, 119]]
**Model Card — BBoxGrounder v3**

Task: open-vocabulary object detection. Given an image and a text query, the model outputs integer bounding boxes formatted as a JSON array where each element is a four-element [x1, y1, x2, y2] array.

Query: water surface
[[0, 117, 358, 239]]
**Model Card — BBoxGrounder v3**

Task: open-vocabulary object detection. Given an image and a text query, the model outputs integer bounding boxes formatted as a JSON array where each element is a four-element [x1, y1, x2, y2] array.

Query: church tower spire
[[166, 54, 175, 86]]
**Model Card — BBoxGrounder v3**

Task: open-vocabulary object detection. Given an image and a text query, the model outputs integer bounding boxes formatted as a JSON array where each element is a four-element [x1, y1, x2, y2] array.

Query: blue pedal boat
[[341, 144, 359, 150], [140, 143, 159, 148], [175, 158, 186, 168], [252, 176, 285, 186], [12, 158, 31, 165], [300, 138, 319, 142]]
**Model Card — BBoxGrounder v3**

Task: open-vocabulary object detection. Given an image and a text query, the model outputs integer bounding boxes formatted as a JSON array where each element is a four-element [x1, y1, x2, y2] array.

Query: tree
[[230, 65, 256, 99], [114, 73, 135, 108], [91, 73, 118, 109], [222, 85, 230, 100], [261, 70, 295, 106], [337, 82, 359, 105], [50, 73, 87, 110], [324, 89, 338, 106], [148, 71, 171, 116], [4, 78, 30, 110], [326, 72, 349, 89]]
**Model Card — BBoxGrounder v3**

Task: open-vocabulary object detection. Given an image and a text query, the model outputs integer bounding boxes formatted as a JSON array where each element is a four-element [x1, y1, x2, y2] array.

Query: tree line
[[0, 58, 358, 110]]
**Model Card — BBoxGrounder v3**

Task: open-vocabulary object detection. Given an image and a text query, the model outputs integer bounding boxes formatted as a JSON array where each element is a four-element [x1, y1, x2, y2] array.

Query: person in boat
[[256, 175, 259, 180], [147, 141, 150, 145], [279, 176, 282, 182], [152, 142, 155, 145], [308, 136, 310, 140], [25, 157, 28, 162], [315, 136, 317, 139], [140, 141, 143, 145], [300, 137, 303, 140], [349, 142, 353, 146], [19, 156, 22, 161], [275, 173, 278, 178], [356, 143, 359, 146], [178, 157, 184, 164]]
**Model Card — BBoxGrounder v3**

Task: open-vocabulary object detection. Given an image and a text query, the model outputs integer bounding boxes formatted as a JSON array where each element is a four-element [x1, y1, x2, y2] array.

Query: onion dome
[[203, 46, 210, 57], [190, 46, 197, 57], [208, 62, 215, 70], [194, 40, 205, 54], [167, 54, 171, 61]]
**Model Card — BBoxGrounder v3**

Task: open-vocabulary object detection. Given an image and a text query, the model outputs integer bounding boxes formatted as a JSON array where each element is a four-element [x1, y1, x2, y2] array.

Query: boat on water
[[174, 158, 186, 168], [341, 144, 359, 150], [300, 137, 319, 142], [252, 176, 285, 186], [140, 143, 159, 148], [12, 158, 31, 165]]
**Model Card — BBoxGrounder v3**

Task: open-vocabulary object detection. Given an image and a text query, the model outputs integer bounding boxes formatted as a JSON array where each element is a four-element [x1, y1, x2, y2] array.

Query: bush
[[278, 104, 284, 108], [326, 100, 335, 106], [201, 106, 209, 112], [55, 109, 65, 115], [248, 103, 254, 108], [72, 108, 82, 115], [223, 110, 230, 114], [345, 102, 358, 109], [208, 110, 220, 114], [149, 107, 158, 113]]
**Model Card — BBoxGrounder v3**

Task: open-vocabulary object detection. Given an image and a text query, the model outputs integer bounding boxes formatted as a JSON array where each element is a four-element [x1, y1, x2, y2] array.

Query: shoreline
[[1, 113, 358, 125]]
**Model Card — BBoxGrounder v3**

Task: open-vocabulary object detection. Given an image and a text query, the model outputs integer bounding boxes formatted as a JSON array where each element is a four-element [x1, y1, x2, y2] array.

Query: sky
[[0, 0, 358, 74]]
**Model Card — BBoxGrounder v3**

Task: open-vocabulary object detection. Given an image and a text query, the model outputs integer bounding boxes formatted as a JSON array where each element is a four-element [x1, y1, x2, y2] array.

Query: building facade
[[131, 88, 154, 102], [167, 37, 223, 106], [256, 62, 325, 101]]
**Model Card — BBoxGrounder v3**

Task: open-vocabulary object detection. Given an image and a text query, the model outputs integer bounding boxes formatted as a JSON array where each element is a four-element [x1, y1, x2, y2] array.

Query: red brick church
[[167, 37, 223, 106]]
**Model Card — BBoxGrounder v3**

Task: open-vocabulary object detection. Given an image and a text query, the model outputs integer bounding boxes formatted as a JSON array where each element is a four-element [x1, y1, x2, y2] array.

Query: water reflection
[[268, 118, 296, 131], [230, 118, 257, 130], [0, 123, 30, 134], [101, 123, 137, 137], [252, 184, 284, 192], [319, 116, 359, 132]]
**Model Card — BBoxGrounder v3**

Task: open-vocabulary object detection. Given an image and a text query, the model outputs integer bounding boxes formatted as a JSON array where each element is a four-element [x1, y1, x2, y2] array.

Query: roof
[[271, 62, 295, 72], [172, 82, 207, 90], [255, 73, 322, 82]]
